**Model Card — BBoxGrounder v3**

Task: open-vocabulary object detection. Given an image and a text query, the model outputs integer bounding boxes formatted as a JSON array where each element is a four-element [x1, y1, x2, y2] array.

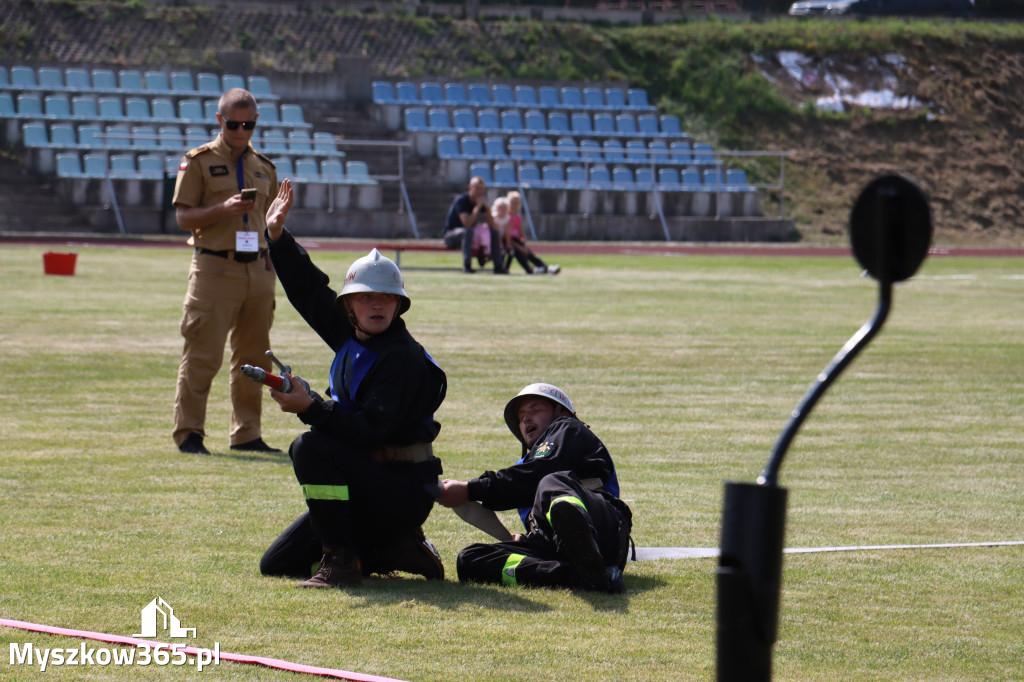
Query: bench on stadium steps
[[375, 241, 455, 269]]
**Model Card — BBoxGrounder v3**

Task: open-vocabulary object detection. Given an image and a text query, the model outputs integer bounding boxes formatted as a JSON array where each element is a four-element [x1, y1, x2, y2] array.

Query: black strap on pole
[[715, 174, 932, 682]]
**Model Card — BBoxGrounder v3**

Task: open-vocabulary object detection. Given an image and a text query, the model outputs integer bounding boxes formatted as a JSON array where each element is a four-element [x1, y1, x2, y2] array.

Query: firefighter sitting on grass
[[438, 383, 632, 593]]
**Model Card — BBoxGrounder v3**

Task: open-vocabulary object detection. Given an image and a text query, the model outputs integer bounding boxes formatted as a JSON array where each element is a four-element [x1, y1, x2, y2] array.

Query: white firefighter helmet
[[339, 248, 410, 314], [503, 382, 576, 442]]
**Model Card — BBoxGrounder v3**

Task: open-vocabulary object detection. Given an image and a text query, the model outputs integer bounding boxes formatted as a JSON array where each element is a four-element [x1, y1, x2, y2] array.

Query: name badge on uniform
[[236, 230, 259, 253]]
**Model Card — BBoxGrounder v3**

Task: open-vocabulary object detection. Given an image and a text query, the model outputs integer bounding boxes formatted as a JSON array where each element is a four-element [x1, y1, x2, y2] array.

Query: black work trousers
[[260, 429, 438, 577], [456, 472, 631, 589]]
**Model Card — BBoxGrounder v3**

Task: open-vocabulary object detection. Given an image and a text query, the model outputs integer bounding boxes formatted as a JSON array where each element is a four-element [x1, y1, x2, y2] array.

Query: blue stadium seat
[[539, 86, 560, 109], [118, 70, 144, 94], [314, 132, 342, 156], [11, 66, 37, 90], [109, 154, 137, 178], [158, 126, 183, 151], [518, 164, 541, 187], [281, 104, 310, 128], [693, 143, 715, 165], [727, 169, 753, 190], [50, 124, 77, 149], [56, 152, 84, 178], [104, 124, 133, 150], [437, 135, 459, 159], [444, 83, 468, 106], [556, 137, 580, 162], [294, 158, 320, 182], [658, 168, 681, 190], [579, 139, 602, 162], [452, 109, 476, 132], [17, 93, 44, 117], [395, 82, 419, 104], [348, 161, 377, 185], [83, 153, 108, 178], [602, 140, 625, 163], [560, 87, 583, 109], [196, 73, 221, 96], [484, 137, 507, 159], [628, 88, 655, 111], [615, 114, 638, 137], [524, 110, 546, 134], [151, 98, 176, 123], [288, 130, 314, 154], [703, 168, 725, 189], [420, 82, 444, 105], [38, 67, 66, 90], [468, 84, 491, 106], [144, 71, 171, 93], [635, 167, 655, 188], [90, 69, 117, 92], [626, 140, 647, 163], [612, 166, 635, 189], [178, 99, 204, 123], [71, 95, 97, 120], [476, 109, 501, 134], [548, 112, 570, 135], [22, 123, 49, 148], [138, 154, 165, 179], [272, 157, 293, 178], [0, 66, 7, 89], [589, 165, 612, 188], [670, 141, 692, 164], [0, 94, 16, 118], [500, 110, 524, 133], [261, 129, 288, 153], [203, 100, 219, 122], [321, 159, 345, 183], [221, 74, 245, 91], [247, 75, 274, 100], [649, 140, 671, 163], [65, 68, 91, 92], [583, 87, 605, 110], [98, 96, 124, 120], [171, 72, 195, 94], [125, 97, 151, 121], [427, 108, 452, 132], [570, 112, 592, 136], [541, 164, 567, 189], [661, 115, 683, 138], [404, 108, 428, 131], [493, 162, 516, 188], [492, 85, 515, 108], [468, 162, 492, 185], [605, 88, 626, 109], [593, 113, 615, 136], [514, 85, 538, 108], [44, 95, 71, 119], [565, 165, 587, 189], [78, 125, 102, 149], [460, 136, 483, 159], [532, 137, 556, 162], [132, 125, 159, 149], [508, 136, 531, 160], [638, 114, 660, 137], [258, 103, 280, 126]]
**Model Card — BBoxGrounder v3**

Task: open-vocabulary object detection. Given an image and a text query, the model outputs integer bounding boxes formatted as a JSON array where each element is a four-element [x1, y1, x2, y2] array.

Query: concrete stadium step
[[0, 157, 93, 233]]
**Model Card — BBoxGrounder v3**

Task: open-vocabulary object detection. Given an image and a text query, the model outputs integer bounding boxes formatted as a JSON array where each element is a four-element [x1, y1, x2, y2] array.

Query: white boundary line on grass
[[633, 540, 1024, 561]]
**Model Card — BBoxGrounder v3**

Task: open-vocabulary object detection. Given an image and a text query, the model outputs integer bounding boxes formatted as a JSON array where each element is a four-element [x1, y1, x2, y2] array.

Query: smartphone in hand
[[240, 188, 257, 201]]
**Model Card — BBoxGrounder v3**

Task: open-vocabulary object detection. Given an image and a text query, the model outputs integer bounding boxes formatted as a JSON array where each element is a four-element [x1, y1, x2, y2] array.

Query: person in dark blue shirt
[[442, 176, 506, 274]]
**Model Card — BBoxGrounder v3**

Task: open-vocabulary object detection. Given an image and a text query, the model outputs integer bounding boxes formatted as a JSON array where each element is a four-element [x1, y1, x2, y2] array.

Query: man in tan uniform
[[172, 88, 280, 455]]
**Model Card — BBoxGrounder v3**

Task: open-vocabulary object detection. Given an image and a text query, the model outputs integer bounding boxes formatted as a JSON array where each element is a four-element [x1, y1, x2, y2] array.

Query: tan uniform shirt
[[172, 134, 278, 250]]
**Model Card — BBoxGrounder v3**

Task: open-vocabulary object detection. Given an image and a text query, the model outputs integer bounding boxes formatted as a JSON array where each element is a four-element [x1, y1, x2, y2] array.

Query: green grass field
[[0, 243, 1021, 681]]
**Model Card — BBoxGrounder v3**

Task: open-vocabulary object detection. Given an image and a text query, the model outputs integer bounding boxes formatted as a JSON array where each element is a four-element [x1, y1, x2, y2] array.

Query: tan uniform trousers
[[173, 250, 276, 447]]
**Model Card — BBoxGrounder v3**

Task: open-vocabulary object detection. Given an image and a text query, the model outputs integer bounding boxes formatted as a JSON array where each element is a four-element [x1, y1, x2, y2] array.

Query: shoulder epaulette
[[185, 145, 210, 158], [252, 148, 276, 168]]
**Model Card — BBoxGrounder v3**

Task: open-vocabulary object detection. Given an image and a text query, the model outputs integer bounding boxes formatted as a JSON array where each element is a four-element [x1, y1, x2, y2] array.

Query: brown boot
[[370, 527, 445, 580], [297, 550, 362, 589]]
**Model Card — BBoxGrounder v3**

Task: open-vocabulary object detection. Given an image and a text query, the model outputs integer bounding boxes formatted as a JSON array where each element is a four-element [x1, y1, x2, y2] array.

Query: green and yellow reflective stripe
[[301, 484, 350, 501], [545, 494, 587, 528], [501, 553, 526, 586]]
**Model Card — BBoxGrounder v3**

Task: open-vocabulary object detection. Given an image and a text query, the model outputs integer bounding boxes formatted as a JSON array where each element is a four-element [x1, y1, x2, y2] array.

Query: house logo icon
[[132, 597, 196, 639]]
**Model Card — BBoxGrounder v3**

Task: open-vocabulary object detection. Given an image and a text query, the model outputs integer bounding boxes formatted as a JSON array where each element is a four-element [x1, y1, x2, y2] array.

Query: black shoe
[[230, 437, 282, 453], [493, 267, 509, 275], [590, 565, 626, 594], [548, 499, 604, 585], [178, 433, 210, 455]]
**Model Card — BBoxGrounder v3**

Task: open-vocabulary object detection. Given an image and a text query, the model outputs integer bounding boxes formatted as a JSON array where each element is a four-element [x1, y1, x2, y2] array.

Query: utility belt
[[370, 441, 435, 464], [196, 247, 267, 263]]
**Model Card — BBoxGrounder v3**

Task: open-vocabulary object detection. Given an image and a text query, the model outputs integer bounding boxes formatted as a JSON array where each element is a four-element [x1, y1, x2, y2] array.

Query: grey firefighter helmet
[[339, 248, 410, 315], [503, 383, 576, 442]]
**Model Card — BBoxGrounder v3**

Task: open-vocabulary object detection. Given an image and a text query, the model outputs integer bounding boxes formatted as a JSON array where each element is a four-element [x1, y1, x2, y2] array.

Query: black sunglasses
[[223, 119, 257, 131]]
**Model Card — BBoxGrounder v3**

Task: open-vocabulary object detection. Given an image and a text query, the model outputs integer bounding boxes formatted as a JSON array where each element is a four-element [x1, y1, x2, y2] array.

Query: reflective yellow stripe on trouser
[[502, 553, 527, 586], [301, 484, 350, 501], [545, 495, 587, 528]]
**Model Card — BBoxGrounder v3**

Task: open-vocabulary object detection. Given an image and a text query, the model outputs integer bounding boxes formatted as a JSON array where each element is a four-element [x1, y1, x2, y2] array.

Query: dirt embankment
[[754, 47, 1024, 246]]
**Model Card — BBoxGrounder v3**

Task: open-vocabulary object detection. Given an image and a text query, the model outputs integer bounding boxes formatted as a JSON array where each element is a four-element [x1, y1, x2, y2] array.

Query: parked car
[[789, 0, 973, 16]]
